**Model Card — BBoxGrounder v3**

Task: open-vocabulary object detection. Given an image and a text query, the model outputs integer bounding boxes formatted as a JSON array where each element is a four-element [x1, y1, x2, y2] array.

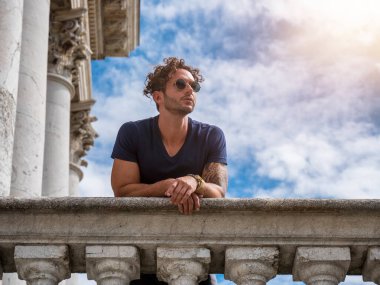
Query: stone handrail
[[0, 197, 380, 284]]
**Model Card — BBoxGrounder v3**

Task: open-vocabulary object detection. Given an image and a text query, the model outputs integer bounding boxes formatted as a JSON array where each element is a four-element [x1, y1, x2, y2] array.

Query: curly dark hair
[[143, 57, 204, 98]]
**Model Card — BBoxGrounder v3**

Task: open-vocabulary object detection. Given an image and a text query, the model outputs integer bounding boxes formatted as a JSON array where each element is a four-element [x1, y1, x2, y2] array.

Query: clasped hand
[[165, 176, 201, 215]]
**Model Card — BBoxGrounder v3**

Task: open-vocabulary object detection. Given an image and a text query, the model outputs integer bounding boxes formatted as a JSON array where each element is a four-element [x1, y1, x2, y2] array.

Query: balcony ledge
[[0, 197, 379, 276]]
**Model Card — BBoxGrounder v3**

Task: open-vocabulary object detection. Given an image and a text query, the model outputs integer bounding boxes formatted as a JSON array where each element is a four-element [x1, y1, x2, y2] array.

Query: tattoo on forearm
[[202, 162, 228, 193]]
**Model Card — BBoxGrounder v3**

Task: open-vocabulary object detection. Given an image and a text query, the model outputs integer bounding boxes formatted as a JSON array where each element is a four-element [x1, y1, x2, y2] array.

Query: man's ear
[[153, 91, 163, 105]]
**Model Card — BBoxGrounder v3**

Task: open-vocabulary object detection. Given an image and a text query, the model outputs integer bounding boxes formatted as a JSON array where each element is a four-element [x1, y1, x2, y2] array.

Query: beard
[[163, 92, 195, 116]]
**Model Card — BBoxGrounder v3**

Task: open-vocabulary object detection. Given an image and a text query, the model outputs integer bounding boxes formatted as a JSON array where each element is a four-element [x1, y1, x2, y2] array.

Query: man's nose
[[184, 82, 194, 93]]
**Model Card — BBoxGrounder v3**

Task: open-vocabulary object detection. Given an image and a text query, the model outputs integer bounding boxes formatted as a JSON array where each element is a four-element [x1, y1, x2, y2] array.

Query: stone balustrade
[[0, 197, 380, 284]]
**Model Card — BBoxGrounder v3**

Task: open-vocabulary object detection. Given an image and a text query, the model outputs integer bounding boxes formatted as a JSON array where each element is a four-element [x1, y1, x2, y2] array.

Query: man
[[111, 58, 227, 284], [111, 57, 228, 214]]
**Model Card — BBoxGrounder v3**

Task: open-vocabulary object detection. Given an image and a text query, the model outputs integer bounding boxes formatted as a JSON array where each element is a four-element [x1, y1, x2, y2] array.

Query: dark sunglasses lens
[[191, 82, 201, 92], [175, 79, 201, 92], [175, 79, 187, 90]]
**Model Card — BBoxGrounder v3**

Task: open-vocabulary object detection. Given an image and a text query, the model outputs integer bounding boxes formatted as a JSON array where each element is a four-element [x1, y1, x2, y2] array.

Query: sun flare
[[298, 0, 380, 35], [268, 0, 380, 60]]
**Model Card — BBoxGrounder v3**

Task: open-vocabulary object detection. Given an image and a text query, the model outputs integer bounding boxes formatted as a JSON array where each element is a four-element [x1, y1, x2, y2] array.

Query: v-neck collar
[[154, 116, 192, 159]]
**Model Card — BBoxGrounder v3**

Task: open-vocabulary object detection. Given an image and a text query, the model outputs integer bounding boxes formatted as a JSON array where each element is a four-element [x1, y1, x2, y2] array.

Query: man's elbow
[[219, 186, 226, 198], [111, 181, 127, 197], [112, 183, 137, 197], [112, 185, 122, 197]]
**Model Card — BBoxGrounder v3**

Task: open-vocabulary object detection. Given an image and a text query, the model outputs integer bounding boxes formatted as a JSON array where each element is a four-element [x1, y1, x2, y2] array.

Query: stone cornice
[[88, 0, 140, 59], [88, 0, 103, 59], [71, 100, 96, 112]]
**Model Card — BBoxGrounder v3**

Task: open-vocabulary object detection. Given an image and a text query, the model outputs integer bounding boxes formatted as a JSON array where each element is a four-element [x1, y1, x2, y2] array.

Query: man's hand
[[177, 193, 201, 215], [165, 175, 198, 205], [165, 176, 201, 214]]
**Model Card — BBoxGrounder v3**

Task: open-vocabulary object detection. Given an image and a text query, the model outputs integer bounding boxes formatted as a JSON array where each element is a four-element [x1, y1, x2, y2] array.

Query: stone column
[[42, 74, 74, 196], [225, 247, 279, 285], [42, 8, 89, 197], [292, 247, 351, 285], [363, 247, 380, 284], [86, 245, 140, 285], [14, 245, 70, 285], [157, 247, 210, 285], [10, 0, 50, 197], [70, 109, 97, 196], [0, 0, 24, 196]]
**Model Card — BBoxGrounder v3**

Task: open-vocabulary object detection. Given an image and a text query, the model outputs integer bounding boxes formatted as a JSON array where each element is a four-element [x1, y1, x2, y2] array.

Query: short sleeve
[[206, 126, 227, 165], [111, 122, 139, 162]]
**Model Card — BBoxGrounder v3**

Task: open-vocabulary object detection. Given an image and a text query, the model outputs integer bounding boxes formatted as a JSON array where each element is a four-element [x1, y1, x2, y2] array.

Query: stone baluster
[[86, 245, 140, 285], [157, 247, 210, 285], [225, 247, 279, 285], [363, 247, 380, 284], [292, 247, 351, 285], [14, 245, 70, 285]]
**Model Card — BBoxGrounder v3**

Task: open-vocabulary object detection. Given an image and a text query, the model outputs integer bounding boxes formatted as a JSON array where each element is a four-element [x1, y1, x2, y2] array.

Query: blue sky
[[78, 0, 380, 284]]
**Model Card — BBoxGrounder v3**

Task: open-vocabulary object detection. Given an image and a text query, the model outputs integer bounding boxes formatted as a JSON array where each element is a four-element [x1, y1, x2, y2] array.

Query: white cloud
[[79, 160, 113, 197]]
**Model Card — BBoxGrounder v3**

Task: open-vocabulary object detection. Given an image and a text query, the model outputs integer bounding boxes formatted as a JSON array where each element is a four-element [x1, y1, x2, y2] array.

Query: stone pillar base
[[293, 247, 351, 285], [225, 247, 279, 285], [86, 245, 140, 285], [157, 247, 210, 285]]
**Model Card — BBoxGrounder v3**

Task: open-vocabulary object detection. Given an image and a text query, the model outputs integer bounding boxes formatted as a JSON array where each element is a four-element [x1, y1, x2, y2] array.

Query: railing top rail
[[0, 197, 380, 213]]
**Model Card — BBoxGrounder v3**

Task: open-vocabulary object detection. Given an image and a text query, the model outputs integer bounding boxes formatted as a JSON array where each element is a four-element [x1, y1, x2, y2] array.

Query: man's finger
[[173, 187, 186, 204], [172, 183, 187, 205], [180, 188, 193, 204], [170, 183, 182, 205], [165, 180, 178, 197], [192, 193, 200, 211], [177, 204, 184, 214], [187, 194, 194, 215], [182, 199, 189, 215]]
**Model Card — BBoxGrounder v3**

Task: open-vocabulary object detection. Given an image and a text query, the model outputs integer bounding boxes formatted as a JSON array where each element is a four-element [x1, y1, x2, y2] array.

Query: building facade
[[0, 0, 139, 283]]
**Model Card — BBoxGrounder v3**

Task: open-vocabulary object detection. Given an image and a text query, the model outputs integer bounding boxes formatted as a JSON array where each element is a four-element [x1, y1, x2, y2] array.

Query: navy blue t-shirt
[[111, 116, 227, 184]]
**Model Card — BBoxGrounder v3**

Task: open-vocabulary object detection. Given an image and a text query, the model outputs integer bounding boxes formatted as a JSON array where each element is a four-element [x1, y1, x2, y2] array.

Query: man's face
[[160, 69, 198, 116]]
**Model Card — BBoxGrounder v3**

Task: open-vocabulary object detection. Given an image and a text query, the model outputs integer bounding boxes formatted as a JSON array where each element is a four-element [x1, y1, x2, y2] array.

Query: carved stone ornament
[[70, 110, 98, 167], [48, 8, 90, 80]]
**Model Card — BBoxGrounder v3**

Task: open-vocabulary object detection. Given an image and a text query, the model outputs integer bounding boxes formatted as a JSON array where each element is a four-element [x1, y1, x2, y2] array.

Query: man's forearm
[[201, 182, 225, 198], [201, 162, 228, 198], [114, 179, 175, 197]]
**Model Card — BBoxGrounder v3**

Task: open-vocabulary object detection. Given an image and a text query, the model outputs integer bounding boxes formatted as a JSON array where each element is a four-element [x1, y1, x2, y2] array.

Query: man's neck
[[158, 112, 189, 146]]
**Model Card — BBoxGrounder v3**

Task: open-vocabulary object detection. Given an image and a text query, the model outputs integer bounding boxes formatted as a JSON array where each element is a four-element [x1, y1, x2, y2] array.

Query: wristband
[[187, 174, 206, 196]]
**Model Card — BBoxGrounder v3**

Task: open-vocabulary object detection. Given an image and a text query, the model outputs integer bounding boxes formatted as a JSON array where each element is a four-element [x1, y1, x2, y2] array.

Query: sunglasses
[[174, 78, 201, 93]]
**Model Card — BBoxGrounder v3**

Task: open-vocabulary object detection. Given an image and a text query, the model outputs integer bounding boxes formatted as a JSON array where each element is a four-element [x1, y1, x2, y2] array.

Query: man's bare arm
[[111, 159, 174, 197], [167, 162, 228, 204], [201, 162, 228, 198], [111, 159, 201, 214]]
